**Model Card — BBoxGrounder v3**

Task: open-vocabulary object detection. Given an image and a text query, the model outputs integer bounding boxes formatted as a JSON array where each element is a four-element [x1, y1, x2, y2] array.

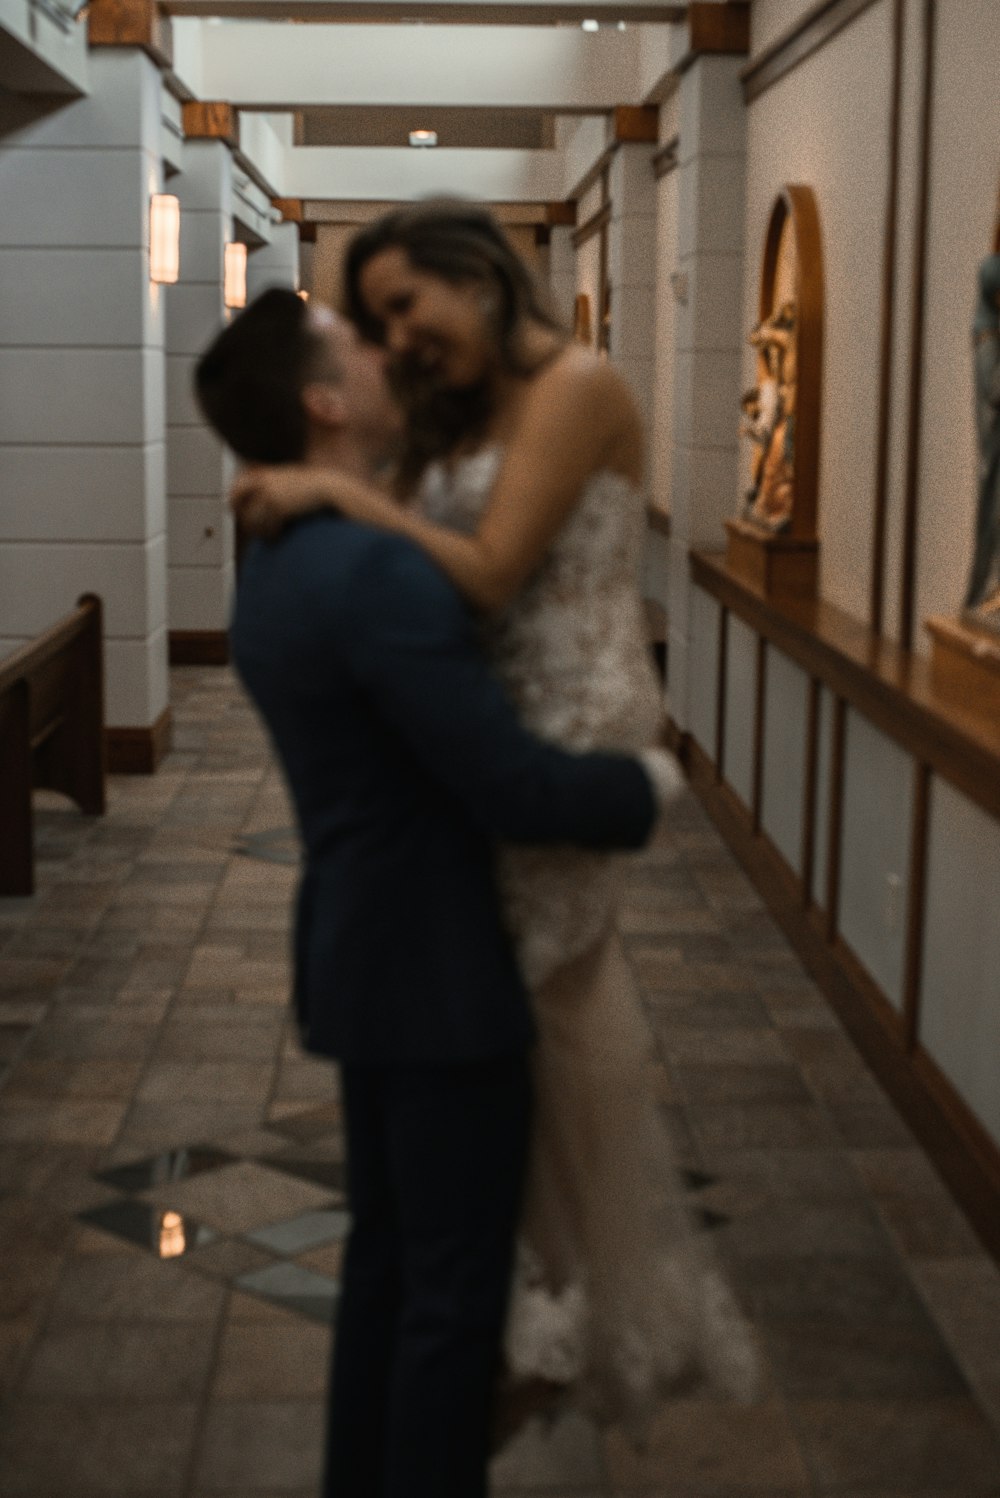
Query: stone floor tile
[[118, 1103, 266, 1152], [20, 1320, 216, 1401], [673, 1063, 814, 1105], [226, 1288, 305, 1325], [0, 1315, 43, 1399], [140, 1159, 336, 1234], [0, 1096, 127, 1146], [180, 1235, 278, 1282], [154, 1018, 283, 1064], [134, 1060, 275, 1106], [0, 1399, 200, 1494], [603, 1398, 809, 1490], [212, 1319, 331, 1398], [762, 1317, 970, 1398], [685, 1101, 840, 1153], [723, 1198, 897, 1262], [852, 1149, 985, 1259], [23, 1015, 160, 1063], [51, 1251, 227, 1323], [2, 1058, 144, 1099], [297, 1239, 345, 1277], [657, 1026, 792, 1068], [788, 1396, 1000, 1491], [740, 1251, 945, 1328], [490, 1408, 607, 1488], [192, 1399, 325, 1490], [910, 1257, 1000, 1384]]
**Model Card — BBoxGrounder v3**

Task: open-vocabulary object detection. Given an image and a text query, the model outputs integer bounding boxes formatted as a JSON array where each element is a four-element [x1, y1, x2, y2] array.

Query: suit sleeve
[[336, 536, 657, 849]]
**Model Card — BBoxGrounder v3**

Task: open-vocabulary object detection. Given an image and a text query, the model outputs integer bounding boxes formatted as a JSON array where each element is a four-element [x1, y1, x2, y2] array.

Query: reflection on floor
[[1, 665, 1000, 1496]]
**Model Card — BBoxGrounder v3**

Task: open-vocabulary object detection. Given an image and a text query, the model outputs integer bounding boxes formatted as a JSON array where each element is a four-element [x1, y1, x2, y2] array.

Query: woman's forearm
[[389, 509, 514, 612]]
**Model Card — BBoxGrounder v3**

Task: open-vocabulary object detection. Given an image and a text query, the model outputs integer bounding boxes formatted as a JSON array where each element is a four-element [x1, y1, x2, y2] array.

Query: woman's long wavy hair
[[343, 200, 566, 493]]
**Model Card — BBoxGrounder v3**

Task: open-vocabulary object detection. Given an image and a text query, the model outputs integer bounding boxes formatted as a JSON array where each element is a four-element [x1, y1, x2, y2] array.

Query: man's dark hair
[[194, 287, 329, 463]]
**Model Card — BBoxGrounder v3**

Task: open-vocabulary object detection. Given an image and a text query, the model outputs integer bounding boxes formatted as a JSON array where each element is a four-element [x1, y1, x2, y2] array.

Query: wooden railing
[[0, 595, 106, 897]]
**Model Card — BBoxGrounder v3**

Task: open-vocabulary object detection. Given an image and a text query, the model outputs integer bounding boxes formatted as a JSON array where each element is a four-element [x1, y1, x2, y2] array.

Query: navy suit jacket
[[231, 512, 657, 1066]]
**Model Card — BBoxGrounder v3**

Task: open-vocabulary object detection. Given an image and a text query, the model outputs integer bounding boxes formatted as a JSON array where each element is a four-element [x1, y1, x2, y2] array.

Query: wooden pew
[[0, 594, 106, 897]]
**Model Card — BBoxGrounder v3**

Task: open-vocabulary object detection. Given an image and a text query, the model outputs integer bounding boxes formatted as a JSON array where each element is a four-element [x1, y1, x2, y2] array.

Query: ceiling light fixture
[[149, 194, 180, 285], [224, 242, 248, 310], [409, 129, 438, 148], [581, 18, 600, 31]]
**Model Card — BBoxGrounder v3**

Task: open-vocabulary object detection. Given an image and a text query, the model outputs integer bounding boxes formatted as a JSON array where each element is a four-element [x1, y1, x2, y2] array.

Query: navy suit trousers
[[323, 1052, 532, 1498]]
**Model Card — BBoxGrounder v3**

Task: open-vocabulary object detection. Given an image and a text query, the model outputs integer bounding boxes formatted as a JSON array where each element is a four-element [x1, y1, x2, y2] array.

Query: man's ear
[[302, 381, 346, 430]]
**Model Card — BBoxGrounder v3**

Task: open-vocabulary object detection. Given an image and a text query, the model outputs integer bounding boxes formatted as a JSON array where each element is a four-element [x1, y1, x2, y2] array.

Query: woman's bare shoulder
[[528, 344, 641, 427]]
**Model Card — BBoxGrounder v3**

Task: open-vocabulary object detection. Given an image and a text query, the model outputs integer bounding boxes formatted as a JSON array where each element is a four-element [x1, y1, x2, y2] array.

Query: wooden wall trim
[[544, 201, 577, 228], [182, 101, 238, 146], [571, 200, 611, 251], [870, 0, 906, 636], [902, 759, 931, 1050], [800, 676, 821, 908], [106, 707, 172, 775], [687, 1, 750, 58], [899, 0, 938, 651], [751, 635, 767, 831], [741, 0, 882, 103], [824, 695, 847, 941], [272, 197, 304, 223], [168, 630, 230, 667], [689, 549, 1000, 824], [646, 503, 672, 538], [680, 730, 1000, 1263], [652, 135, 680, 180], [568, 144, 617, 207], [715, 605, 729, 782], [87, 0, 173, 66], [612, 105, 659, 145]]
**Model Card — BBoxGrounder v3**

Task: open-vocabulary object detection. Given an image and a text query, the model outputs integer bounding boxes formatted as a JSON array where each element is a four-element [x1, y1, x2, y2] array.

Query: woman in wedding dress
[[232, 201, 759, 1434]]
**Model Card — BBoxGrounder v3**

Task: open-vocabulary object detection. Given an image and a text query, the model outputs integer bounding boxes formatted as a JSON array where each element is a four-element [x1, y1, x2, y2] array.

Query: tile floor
[[1, 665, 1000, 1496]]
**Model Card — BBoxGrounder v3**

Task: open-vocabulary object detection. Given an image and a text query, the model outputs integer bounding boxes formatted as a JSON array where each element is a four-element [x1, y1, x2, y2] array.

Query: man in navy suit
[[196, 290, 672, 1498]]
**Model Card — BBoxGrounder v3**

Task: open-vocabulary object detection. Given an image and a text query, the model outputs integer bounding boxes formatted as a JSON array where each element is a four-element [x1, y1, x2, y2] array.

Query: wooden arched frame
[[758, 185, 825, 542]]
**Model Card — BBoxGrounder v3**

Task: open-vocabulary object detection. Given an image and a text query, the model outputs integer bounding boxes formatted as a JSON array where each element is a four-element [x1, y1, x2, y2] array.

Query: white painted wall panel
[[166, 426, 230, 499], [168, 563, 235, 632], [104, 629, 169, 726], [0, 444, 165, 542], [165, 283, 227, 358], [0, 52, 159, 150], [0, 536, 166, 638], [0, 148, 155, 247], [920, 777, 1000, 1147], [0, 348, 161, 444], [166, 355, 202, 429], [167, 498, 232, 569], [838, 709, 913, 1010], [0, 250, 160, 347], [750, 0, 819, 57], [760, 647, 809, 875], [722, 612, 756, 809]]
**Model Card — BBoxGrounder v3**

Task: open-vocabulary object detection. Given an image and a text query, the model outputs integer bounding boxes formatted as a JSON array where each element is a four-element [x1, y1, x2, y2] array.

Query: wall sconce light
[[224, 242, 248, 309], [408, 129, 438, 148], [149, 194, 180, 285]]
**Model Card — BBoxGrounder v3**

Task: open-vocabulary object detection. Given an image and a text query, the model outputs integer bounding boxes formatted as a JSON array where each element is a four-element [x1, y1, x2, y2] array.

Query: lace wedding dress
[[420, 448, 760, 1433]]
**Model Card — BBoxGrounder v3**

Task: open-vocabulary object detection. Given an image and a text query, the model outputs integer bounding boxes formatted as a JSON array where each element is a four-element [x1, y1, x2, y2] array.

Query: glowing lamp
[[224, 242, 248, 310], [149, 194, 180, 285], [409, 129, 438, 148]]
